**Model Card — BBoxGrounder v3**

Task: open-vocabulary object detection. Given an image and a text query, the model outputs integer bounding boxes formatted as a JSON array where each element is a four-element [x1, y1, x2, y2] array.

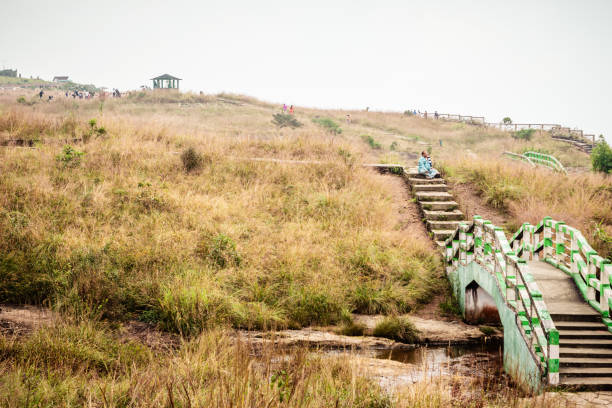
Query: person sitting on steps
[[418, 151, 440, 179]]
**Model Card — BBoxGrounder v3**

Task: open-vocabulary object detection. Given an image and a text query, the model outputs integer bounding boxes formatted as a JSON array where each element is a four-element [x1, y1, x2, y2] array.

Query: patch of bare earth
[[122, 321, 181, 350], [0, 305, 57, 336], [450, 182, 508, 226], [381, 174, 432, 247]]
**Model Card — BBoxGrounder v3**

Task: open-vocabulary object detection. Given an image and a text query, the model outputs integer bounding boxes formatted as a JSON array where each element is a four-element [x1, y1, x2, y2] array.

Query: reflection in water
[[373, 341, 504, 385]]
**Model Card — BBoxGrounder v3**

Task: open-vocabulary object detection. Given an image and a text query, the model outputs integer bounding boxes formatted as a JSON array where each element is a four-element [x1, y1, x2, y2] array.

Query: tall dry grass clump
[[0, 323, 391, 407]]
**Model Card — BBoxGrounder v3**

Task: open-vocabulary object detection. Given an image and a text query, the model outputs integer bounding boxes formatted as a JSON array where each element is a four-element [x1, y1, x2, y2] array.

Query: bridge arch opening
[[465, 281, 501, 325]]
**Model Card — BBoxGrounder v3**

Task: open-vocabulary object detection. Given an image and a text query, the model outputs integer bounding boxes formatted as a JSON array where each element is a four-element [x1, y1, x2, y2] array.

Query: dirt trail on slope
[[381, 174, 432, 246], [450, 182, 508, 226]]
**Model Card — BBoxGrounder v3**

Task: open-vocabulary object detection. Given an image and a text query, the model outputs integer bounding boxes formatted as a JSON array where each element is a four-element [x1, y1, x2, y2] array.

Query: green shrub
[[502, 117, 512, 125], [361, 135, 381, 150], [512, 129, 535, 141], [390, 141, 398, 151], [56, 145, 84, 167], [312, 117, 342, 135], [272, 113, 303, 129], [592, 139, 612, 173], [196, 233, 242, 268], [372, 316, 419, 343], [16, 96, 26, 104], [351, 285, 390, 314], [287, 289, 342, 326], [181, 147, 204, 172], [340, 321, 366, 336]]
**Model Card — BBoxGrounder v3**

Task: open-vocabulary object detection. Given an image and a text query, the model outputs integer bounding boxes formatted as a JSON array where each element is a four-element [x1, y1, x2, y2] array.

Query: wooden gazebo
[[151, 74, 181, 90]]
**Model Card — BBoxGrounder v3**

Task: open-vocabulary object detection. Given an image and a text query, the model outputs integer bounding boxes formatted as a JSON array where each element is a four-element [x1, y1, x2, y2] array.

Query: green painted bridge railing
[[445, 216, 560, 385], [503, 151, 536, 168], [503, 151, 567, 174], [510, 217, 612, 326], [523, 152, 567, 174]]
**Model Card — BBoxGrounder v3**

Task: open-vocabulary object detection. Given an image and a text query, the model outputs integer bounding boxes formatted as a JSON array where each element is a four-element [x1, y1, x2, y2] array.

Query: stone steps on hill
[[531, 261, 612, 391], [404, 173, 466, 254], [412, 184, 448, 193], [414, 191, 454, 202], [422, 209, 464, 221]]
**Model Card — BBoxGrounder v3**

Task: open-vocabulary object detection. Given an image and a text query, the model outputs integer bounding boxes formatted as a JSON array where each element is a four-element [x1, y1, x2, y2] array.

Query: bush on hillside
[[373, 316, 419, 343], [181, 147, 204, 172], [56, 145, 84, 167], [512, 128, 534, 141], [592, 139, 612, 174], [312, 117, 342, 135], [503, 117, 512, 125], [361, 134, 381, 150], [272, 113, 303, 129]]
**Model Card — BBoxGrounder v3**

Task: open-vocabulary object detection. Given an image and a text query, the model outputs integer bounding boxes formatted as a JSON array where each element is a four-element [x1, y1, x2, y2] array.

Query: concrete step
[[435, 241, 446, 248], [551, 313, 602, 323], [426, 220, 463, 231], [419, 201, 459, 211], [432, 229, 455, 241], [560, 338, 612, 348], [560, 347, 612, 358], [560, 367, 612, 377], [407, 177, 446, 185], [422, 209, 464, 221], [559, 377, 612, 391], [561, 358, 612, 368], [415, 192, 454, 202], [559, 329, 612, 339], [556, 321, 608, 331], [412, 184, 448, 193]]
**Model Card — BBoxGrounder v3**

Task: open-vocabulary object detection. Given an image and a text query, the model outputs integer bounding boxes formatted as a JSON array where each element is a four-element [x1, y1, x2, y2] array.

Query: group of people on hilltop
[[282, 104, 294, 114], [408, 110, 439, 119]]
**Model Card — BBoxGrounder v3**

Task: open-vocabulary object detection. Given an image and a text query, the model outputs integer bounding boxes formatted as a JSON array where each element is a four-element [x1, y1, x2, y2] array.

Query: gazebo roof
[[151, 73, 181, 80]]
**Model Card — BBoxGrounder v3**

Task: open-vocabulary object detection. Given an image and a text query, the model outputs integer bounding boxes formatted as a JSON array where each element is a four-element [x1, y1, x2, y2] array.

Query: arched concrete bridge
[[367, 164, 612, 392]]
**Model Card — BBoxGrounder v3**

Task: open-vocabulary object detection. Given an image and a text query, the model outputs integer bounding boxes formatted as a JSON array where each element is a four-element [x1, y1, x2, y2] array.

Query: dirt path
[[450, 182, 508, 227], [382, 174, 433, 247]]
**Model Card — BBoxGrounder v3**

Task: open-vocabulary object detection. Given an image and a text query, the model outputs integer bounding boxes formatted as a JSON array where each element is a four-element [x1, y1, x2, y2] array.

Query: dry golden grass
[[0, 93, 444, 334], [0, 90, 603, 406]]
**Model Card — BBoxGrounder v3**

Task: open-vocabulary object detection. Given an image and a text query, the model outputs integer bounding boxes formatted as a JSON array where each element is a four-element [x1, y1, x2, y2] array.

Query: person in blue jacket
[[418, 151, 439, 178]]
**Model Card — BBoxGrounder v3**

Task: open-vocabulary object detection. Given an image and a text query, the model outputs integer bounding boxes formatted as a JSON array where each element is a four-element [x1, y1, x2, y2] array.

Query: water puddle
[[326, 340, 505, 390]]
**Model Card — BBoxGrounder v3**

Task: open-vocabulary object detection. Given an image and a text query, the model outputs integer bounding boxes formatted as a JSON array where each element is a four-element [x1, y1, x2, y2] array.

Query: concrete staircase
[[405, 168, 466, 247], [529, 261, 612, 390]]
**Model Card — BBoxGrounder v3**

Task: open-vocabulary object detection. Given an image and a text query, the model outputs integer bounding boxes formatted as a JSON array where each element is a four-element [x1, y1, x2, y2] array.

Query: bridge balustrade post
[[601, 263, 611, 316], [587, 261, 597, 302], [542, 218, 554, 259], [555, 223, 565, 265], [570, 234, 579, 274], [506, 261, 516, 301]]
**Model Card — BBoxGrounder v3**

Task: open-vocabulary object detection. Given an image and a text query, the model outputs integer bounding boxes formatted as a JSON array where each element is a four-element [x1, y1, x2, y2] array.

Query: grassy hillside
[[0, 90, 604, 406]]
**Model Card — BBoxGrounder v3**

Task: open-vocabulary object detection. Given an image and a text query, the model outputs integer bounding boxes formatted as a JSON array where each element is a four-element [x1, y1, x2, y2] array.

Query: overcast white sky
[[2, 0, 611, 139]]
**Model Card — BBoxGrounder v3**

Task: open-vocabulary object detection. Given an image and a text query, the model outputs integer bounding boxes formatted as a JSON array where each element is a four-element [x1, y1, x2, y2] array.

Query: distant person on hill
[[434, 111, 439, 119], [424, 111, 428, 119], [38, 90, 44, 99], [418, 151, 439, 179], [289, 105, 294, 114], [346, 114, 351, 124], [282, 103, 287, 112]]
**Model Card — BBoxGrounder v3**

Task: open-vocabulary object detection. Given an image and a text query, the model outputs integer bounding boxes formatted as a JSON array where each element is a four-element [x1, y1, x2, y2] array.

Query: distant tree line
[[0, 69, 17, 78]]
